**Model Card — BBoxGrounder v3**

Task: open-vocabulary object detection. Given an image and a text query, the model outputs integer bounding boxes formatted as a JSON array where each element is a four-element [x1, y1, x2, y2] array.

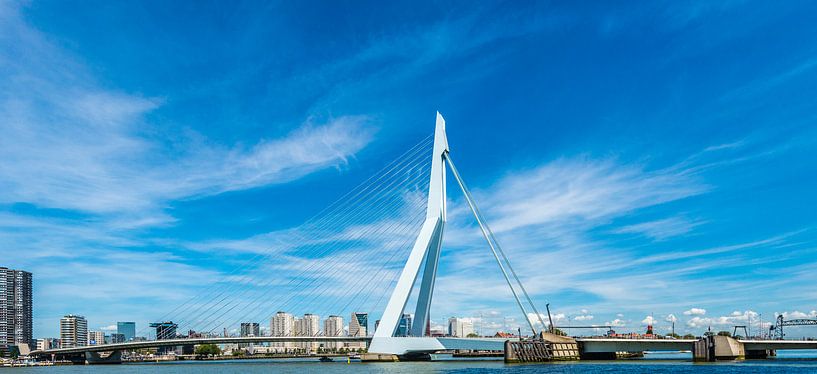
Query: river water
[[10, 351, 817, 373]]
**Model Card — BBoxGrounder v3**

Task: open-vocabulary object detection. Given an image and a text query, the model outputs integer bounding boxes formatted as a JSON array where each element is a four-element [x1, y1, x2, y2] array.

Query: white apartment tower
[[295, 314, 320, 351], [60, 315, 88, 348], [323, 315, 344, 349], [448, 317, 474, 337], [270, 311, 295, 352]]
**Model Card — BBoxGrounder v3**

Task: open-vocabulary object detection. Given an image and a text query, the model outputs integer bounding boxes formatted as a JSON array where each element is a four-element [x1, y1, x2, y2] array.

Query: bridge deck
[[33, 336, 370, 356], [33, 337, 817, 357]]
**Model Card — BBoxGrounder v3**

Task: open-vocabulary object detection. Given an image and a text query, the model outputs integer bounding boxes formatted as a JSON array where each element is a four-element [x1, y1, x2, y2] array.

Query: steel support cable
[[228, 171, 432, 334], [223, 195, 427, 333], [191, 170, 429, 336], [444, 153, 542, 335], [241, 210, 425, 334], [333, 208, 427, 318], [195, 159, 431, 332], [343, 197, 434, 316], [216, 176, 431, 334], [176, 161, 429, 336], [275, 187, 430, 315], [197, 161, 433, 334], [290, 201, 428, 323], [447, 153, 548, 332], [142, 136, 432, 337], [445, 155, 548, 332], [171, 142, 433, 334]]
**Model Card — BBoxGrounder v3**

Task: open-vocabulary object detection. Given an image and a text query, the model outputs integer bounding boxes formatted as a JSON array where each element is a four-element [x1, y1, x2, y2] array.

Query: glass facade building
[[117, 321, 135, 342]]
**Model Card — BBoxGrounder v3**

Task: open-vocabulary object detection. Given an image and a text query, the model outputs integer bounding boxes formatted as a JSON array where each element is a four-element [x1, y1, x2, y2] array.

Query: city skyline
[[2, 0, 817, 341]]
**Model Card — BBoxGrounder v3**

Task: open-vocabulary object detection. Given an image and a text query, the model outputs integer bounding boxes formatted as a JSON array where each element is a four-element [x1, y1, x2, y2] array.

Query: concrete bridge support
[[72, 350, 123, 365], [504, 333, 580, 363], [693, 335, 745, 361]]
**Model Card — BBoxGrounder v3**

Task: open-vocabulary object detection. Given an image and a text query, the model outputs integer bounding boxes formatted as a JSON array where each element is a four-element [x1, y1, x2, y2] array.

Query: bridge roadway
[[32, 336, 817, 357]]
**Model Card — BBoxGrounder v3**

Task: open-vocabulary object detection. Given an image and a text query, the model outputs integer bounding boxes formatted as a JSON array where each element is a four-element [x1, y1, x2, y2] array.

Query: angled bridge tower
[[369, 113, 448, 354], [369, 112, 544, 356]]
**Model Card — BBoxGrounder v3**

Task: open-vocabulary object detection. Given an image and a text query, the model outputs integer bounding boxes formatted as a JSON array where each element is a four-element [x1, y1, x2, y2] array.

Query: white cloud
[[665, 314, 678, 323], [575, 315, 594, 321], [781, 310, 814, 319], [479, 158, 707, 233], [686, 316, 712, 328], [686, 310, 758, 329], [684, 308, 707, 316], [613, 216, 704, 241], [100, 325, 117, 332], [641, 315, 656, 325], [0, 3, 375, 225], [606, 319, 627, 327]]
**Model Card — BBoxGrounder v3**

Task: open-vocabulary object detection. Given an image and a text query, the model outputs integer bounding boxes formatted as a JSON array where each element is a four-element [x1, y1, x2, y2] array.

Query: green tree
[[195, 344, 222, 356], [682, 334, 697, 339], [717, 331, 732, 337], [466, 333, 479, 338], [552, 328, 567, 337], [667, 333, 681, 339]]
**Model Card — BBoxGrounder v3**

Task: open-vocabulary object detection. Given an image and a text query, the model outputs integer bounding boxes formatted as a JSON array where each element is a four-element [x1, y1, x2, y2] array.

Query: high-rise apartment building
[[295, 314, 319, 351], [448, 317, 474, 337], [270, 311, 295, 352], [60, 315, 88, 348], [0, 267, 33, 349], [324, 315, 344, 350], [117, 322, 135, 342]]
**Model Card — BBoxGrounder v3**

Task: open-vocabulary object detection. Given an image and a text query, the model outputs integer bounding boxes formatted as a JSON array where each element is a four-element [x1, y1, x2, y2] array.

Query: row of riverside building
[[2, 265, 479, 357]]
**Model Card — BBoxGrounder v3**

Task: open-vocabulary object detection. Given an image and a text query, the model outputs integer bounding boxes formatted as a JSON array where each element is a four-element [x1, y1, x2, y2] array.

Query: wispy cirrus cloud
[[1, 3, 374, 225], [613, 216, 705, 241], [0, 2, 376, 336]]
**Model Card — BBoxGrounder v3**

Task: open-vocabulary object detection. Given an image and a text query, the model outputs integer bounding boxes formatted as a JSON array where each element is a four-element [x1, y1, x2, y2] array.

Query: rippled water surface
[[11, 351, 817, 373]]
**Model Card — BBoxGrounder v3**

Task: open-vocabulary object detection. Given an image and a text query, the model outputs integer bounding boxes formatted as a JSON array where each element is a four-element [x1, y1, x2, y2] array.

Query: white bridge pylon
[[369, 112, 546, 356]]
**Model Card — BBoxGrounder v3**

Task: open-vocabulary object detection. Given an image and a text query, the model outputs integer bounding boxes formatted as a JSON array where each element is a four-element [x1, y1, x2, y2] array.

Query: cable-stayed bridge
[[32, 113, 817, 364]]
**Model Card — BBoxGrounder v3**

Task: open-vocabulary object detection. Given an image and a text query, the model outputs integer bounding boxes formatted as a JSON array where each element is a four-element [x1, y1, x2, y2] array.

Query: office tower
[[117, 322, 135, 342], [349, 312, 368, 349], [239, 322, 260, 349], [349, 312, 368, 337], [0, 267, 33, 349], [109, 333, 125, 344], [60, 315, 88, 348], [396, 313, 413, 336], [240, 322, 260, 337], [150, 321, 177, 340]]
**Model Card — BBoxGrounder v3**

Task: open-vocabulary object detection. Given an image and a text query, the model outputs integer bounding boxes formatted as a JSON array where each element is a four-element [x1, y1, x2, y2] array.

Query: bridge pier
[[503, 333, 580, 363], [57, 350, 123, 365], [693, 335, 744, 361]]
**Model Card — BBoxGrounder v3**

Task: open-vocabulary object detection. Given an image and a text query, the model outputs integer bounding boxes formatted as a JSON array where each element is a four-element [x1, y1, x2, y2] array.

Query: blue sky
[[2, 0, 817, 338]]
